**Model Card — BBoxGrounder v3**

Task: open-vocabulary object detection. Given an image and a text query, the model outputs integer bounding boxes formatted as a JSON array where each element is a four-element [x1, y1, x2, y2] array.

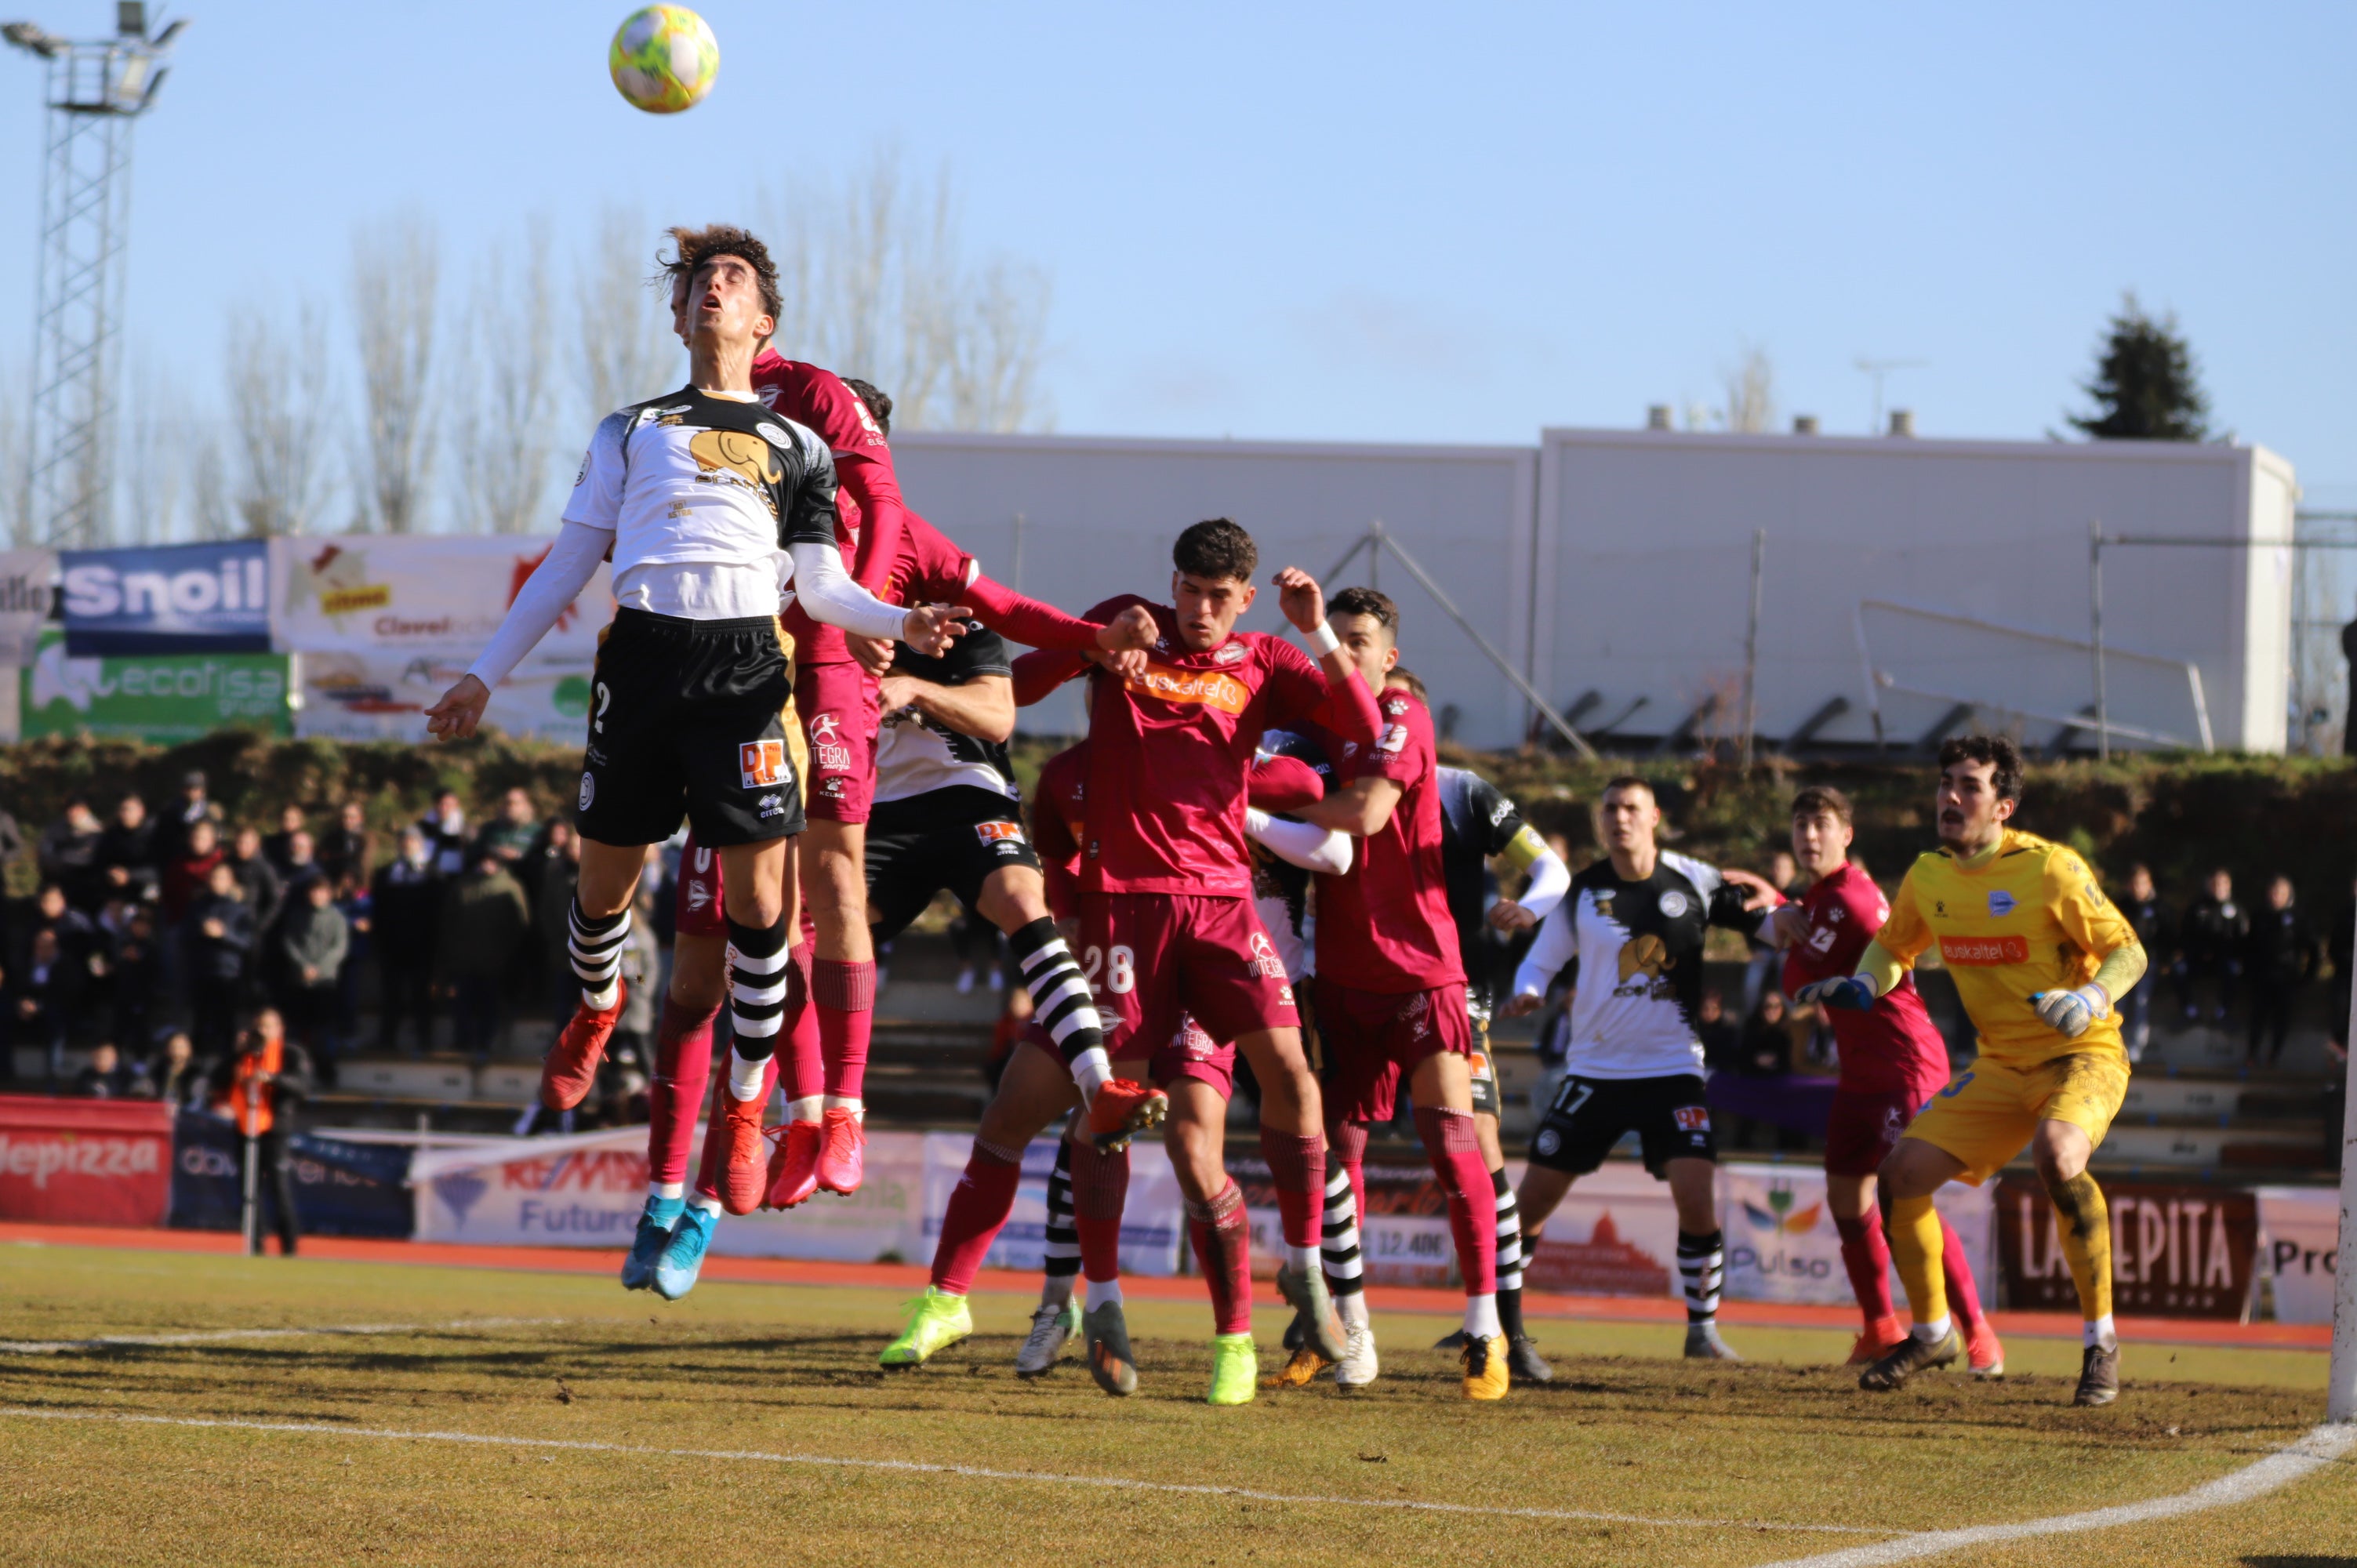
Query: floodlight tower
[[4, 2, 183, 548]]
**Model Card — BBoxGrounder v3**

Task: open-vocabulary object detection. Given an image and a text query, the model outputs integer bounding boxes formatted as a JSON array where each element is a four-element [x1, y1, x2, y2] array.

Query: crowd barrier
[[0, 1094, 2336, 1321]]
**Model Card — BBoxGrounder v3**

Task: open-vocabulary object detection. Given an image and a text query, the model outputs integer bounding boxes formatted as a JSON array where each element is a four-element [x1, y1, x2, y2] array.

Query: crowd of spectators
[[1, 775, 621, 1105]]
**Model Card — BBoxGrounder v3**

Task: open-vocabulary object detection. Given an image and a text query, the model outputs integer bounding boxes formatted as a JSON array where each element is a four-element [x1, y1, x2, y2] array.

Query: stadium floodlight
[[4, 5, 183, 547]]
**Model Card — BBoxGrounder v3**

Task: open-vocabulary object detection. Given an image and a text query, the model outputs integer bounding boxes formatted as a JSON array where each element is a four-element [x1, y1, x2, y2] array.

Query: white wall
[[1534, 430, 2295, 753], [892, 433, 1538, 746]]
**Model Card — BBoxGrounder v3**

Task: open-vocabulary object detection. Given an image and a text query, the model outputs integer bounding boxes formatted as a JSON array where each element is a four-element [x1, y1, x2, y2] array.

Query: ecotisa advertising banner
[[60, 540, 271, 655], [22, 627, 291, 741]]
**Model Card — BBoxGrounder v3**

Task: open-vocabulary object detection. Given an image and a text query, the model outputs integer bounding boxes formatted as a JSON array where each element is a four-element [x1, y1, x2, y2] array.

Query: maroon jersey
[[1779, 860, 1949, 1102], [1309, 686, 1464, 993], [752, 351, 902, 668], [1017, 597, 1380, 898]]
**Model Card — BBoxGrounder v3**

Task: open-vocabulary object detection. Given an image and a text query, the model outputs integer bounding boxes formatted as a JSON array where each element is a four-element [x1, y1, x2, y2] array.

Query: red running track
[[0, 1220, 2326, 1351]]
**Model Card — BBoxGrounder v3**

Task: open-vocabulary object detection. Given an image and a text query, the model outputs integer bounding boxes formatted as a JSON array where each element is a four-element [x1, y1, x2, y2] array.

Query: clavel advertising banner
[[60, 540, 271, 655], [269, 534, 613, 663]]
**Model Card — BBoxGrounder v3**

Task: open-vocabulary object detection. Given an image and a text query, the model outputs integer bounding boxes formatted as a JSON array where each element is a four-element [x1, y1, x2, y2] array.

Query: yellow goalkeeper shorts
[[1903, 1049, 2130, 1185]]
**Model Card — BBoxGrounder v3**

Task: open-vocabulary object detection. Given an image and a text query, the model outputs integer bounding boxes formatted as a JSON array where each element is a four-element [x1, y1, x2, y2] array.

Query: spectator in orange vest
[[213, 1007, 310, 1256]]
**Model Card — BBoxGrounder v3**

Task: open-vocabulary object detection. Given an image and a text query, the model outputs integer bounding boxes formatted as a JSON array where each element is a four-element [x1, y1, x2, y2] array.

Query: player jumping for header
[[1796, 735, 2144, 1406]]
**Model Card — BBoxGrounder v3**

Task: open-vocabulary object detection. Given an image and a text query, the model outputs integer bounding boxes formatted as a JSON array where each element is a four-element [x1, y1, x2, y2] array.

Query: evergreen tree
[[2068, 292, 2211, 441]]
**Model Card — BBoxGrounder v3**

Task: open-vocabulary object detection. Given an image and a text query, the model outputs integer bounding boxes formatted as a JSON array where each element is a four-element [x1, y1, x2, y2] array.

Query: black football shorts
[[576, 608, 806, 849], [1527, 1073, 1716, 1178], [863, 786, 1042, 942]]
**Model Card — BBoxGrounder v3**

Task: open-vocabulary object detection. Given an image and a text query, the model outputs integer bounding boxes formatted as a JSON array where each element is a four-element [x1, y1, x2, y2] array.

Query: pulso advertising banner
[[1720, 1164, 1994, 1306], [1995, 1176, 2257, 1320], [22, 627, 291, 741], [60, 539, 271, 655], [0, 1094, 173, 1226]]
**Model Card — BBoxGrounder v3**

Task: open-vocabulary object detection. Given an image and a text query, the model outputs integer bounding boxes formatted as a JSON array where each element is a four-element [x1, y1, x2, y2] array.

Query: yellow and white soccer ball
[[609, 5, 719, 114]]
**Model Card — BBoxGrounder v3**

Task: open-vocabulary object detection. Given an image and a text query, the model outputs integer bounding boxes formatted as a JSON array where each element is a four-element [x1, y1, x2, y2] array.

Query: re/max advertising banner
[[21, 627, 291, 741], [60, 539, 271, 655]]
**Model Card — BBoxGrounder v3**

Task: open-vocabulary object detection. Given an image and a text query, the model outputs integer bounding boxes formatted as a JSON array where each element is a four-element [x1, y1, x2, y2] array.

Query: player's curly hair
[[1172, 518, 1258, 583], [842, 378, 893, 437], [1328, 586, 1399, 640], [658, 224, 783, 328], [1937, 734, 2025, 803]]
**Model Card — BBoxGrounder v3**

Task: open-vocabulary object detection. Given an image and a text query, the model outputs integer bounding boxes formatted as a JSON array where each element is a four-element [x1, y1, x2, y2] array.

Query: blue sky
[[2, 1, 2351, 501]]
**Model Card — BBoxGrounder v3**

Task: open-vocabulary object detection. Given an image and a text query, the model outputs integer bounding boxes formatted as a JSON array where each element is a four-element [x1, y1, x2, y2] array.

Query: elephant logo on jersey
[[1247, 930, 1285, 980], [688, 428, 782, 492], [1615, 933, 1673, 994]]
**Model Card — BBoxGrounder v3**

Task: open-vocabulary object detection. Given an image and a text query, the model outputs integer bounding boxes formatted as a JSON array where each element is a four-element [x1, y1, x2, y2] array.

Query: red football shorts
[[674, 831, 726, 939], [1821, 1086, 1921, 1178], [1030, 1012, 1236, 1100], [1314, 977, 1474, 1125], [794, 661, 880, 824], [1078, 892, 1298, 1063]]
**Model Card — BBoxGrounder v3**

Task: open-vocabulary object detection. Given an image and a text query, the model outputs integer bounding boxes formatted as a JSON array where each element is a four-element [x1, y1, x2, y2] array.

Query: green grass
[[2, 1243, 2351, 1566]]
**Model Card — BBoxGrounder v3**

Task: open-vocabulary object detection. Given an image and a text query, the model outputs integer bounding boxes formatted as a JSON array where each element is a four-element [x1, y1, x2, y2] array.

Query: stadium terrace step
[[474, 1064, 541, 1105], [336, 1058, 478, 1102], [873, 979, 1010, 1028], [2090, 1121, 2323, 1169]]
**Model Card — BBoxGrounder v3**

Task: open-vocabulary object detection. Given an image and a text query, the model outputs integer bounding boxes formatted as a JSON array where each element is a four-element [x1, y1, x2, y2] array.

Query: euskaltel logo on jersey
[[1938, 934, 2030, 966], [1124, 662, 1250, 715]]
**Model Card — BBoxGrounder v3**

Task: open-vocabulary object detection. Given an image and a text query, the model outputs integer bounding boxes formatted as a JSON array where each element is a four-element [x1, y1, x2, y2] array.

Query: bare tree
[[189, 428, 234, 542], [225, 297, 339, 537], [450, 218, 560, 534], [576, 204, 677, 426], [350, 213, 441, 532], [1717, 343, 1777, 434], [764, 150, 1053, 433], [118, 361, 192, 543]]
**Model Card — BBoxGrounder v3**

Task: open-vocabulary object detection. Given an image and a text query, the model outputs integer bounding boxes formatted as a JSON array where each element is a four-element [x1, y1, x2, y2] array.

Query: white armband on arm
[[1515, 850, 1571, 922], [1245, 808, 1354, 876], [465, 520, 610, 690], [788, 540, 910, 642]]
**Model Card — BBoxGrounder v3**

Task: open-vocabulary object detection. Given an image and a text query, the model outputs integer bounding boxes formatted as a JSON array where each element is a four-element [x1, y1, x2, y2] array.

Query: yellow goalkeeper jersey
[[1879, 827, 2136, 1066]]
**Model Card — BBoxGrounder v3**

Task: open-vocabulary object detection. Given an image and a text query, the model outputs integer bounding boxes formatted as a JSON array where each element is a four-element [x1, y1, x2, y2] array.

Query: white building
[[896, 426, 2298, 754]]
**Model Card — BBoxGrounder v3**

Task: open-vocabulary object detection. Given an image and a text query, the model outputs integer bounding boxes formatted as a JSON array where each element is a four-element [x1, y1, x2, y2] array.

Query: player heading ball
[[427, 224, 968, 1206]]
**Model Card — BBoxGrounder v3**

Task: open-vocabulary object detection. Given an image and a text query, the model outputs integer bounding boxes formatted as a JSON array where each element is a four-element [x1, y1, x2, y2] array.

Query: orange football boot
[[539, 981, 626, 1112], [1087, 1079, 1168, 1152]]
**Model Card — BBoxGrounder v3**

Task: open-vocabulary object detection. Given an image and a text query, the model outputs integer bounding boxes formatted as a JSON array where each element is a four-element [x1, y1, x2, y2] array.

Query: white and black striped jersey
[[873, 621, 1017, 808], [1512, 851, 1764, 1079], [1252, 728, 1331, 985], [564, 386, 841, 621]]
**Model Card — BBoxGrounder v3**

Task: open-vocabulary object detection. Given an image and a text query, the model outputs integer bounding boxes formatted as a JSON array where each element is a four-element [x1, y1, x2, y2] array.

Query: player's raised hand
[[1273, 567, 1327, 633], [423, 673, 491, 740], [1498, 990, 1542, 1019], [1720, 867, 1783, 912], [1487, 899, 1539, 934], [850, 635, 897, 677], [2031, 985, 2109, 1039], [901, 604, 971, 658], [1094, 604, 1157, 681], [1765, 904, 1812, 949], [1793, 975, 1877, 1011]]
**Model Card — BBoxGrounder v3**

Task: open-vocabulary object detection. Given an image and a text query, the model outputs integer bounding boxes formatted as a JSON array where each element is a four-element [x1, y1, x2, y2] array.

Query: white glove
[[2032, 984, 2111, 1039]]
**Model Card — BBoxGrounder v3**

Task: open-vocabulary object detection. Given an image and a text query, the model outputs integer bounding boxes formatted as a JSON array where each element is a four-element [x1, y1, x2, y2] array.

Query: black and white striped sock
[[1678, 1229, 1725, 1324], [1041, 1135, 1078, 1306], [568, 899, 630, 1011], [1494, 1167, 1524, 1294], [1008, 919, 1107, 1090], [1320, 1164, 1364, 1300], [724, 913, 794, 1098]]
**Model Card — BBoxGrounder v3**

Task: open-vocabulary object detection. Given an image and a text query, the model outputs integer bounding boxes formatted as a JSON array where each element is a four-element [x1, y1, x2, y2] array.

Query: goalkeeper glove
[[1794, 975, 1876, 1011], [2031, 985, 2111, 1039]]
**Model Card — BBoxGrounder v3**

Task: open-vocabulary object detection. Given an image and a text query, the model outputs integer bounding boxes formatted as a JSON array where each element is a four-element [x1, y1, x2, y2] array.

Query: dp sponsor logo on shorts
[[975, 820, 1025, 844], [1672, 1105, 1711, 1132], [739, 739, 789, 788]]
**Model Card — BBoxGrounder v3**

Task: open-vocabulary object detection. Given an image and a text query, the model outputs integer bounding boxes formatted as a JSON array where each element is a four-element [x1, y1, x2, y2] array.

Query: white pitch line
[[0, 1318, 563, 1355], [0, 1406, 1894, 1537], [1753, 1422, 2357, 1568]]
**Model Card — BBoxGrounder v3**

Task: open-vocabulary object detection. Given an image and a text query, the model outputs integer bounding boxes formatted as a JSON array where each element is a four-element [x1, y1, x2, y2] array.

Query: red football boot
[[718, 1096, 768, 1216], [1847, 1315, 1907, 1366], [539, 981, 626, 1112], [1086, 1078, 1168, 1152], [815, 1106, 865, 1196], [1967, 1320, 2006, 1379], [764, 1119, 823, 1209]]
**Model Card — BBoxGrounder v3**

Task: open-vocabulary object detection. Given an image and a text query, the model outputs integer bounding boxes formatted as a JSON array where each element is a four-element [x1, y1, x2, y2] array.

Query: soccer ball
[[608, 5, 719, 114]]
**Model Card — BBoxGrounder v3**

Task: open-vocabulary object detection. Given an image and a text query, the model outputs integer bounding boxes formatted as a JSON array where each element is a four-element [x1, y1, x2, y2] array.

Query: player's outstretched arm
[[960, 571, 1155, 672], [1792, 938, 1908, 1011], [427, 519, 611, 739], [789, 539, 967, 655], [877, 671, 1013, 744], [1490, 827, 1570, 931], [1244, 808, 1353, 876], [1273, 566, 1383, 749]]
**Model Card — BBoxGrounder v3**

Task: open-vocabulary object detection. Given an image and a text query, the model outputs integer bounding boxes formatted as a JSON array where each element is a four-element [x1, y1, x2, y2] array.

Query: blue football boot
[[622, 1195, 683, 1291], [653, 1203, 718, 1301]]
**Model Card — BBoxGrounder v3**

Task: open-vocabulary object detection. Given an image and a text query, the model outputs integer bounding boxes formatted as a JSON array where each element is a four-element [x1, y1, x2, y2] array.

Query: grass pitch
[[2, 1242, 2351, 1567]]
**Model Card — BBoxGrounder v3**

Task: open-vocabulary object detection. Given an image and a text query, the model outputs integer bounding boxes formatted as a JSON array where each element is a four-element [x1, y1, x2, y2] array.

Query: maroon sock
[[1413, 1105, 1496, 1296], [930, 1140, 1024, 1294], [648, 996, 720, 1188], [690, 1054, 775, 1203], [815, 957, 874, 1102], [782, 943, 823, 1109], [1938, 1214, 1985, 1334], [1835, 1206, 1897, 1327], [1069, 1138, 1130, 1283], [1258, 1127, 1325, 1251], [1186, 1179, 1252, 1334]]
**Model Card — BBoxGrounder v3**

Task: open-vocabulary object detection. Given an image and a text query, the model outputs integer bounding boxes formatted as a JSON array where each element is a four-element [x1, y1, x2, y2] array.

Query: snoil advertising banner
[[271, 535, 615, 662], [294, 649, 591, 743], [0, 549, 56, 666], [22, 627, 292, 742], [60, 540, 271, 655]]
